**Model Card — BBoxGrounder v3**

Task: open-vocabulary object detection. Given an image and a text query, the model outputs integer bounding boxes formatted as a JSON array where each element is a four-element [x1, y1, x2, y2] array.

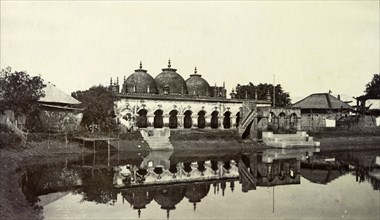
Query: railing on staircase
[[238, 109, 257, 135]]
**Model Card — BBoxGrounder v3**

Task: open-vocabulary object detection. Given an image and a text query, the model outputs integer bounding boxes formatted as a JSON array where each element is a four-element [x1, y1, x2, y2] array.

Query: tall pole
[[272, 186, 275, 213], [273, 74, 276, 107]]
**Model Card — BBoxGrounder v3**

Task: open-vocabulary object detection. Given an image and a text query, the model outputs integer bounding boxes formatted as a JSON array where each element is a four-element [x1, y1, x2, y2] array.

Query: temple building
[[109, 60, 272, 130]]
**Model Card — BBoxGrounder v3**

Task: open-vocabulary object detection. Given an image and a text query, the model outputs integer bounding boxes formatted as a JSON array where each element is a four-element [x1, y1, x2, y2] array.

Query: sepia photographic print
[[0, 1, 379, 220]]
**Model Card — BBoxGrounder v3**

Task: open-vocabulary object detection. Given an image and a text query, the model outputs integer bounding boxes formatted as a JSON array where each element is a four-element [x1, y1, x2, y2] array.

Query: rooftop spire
[[194, 66, 197, 74], [168, 59, 171, 68], [139, 61, 143, 69], [110, 77, 113, 85]]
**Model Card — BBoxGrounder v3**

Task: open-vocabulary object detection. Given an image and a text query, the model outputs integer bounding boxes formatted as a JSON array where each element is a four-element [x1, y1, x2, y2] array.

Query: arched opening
[[236, 112, 240, 128], [197, 161, 206, 175], [278, 112, 286, 130], [184, 110, 192, 129], [169, 110, 178, 129], [268, 112, 275, 131], [289, 113, 298, 130], [136, 109, 148, 128], [211, 111, 219, 129], [184, 162, 192, 177], [154, 109, 164, 128], [211, 160, 219, 174], [223, 111, 231, 129], [197, 111, 206, 129]]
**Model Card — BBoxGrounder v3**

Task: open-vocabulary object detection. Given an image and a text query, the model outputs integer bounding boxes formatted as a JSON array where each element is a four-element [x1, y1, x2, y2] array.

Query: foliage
[[79, 169, 117, 205], [0, 67, 45, 116], [365, 73, 380, 99], [0, 133, 22, 149], [71, 85, 117, 132], [0, 124, 12, 133], [235, 83, 291, 107]]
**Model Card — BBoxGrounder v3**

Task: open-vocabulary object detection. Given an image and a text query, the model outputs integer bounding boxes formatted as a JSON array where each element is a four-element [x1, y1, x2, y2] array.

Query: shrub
[[0, 133, 22, 149], [0, 124, 12, 133]]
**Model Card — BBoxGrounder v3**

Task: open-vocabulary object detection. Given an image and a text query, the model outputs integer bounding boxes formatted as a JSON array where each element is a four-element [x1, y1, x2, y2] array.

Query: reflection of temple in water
[[21, 146, 380, 219]]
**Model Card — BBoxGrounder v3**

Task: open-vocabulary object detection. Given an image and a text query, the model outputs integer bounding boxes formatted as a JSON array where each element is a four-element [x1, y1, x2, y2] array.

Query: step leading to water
[[262, 131, 320, 149], [140, 128, 173, 150]]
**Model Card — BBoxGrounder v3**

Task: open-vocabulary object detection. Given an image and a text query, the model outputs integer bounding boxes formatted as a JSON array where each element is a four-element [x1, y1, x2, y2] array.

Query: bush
[[0, 124, 12, 133], [0, 133, 22, 149], [170, 129, 241, 141]]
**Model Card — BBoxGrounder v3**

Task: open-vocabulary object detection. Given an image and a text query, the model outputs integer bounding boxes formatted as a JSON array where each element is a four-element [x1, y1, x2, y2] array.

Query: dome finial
[[194, 66, 197, 74], [139, 61, 143, 69], [168, 59, 171, 68]]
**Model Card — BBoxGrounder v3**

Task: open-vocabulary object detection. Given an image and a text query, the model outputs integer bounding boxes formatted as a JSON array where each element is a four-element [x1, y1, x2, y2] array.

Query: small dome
[[125, 62, 158, 93], [186, 67, 210, 96], [155, 60, 188, 95]]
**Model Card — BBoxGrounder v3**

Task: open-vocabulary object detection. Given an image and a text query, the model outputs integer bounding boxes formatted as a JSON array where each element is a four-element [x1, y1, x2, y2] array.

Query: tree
[[0, 67, 45, 116], [71, 85, 117, 131], [235, 83, 291, 107], [365, 73, 380, 99]]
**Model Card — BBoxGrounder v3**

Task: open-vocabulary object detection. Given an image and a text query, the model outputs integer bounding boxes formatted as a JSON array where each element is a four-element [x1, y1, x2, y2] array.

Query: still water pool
[[21, 146, 380, 219]]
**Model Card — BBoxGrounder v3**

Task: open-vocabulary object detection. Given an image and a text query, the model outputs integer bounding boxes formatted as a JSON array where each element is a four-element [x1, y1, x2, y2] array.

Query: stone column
[[296, 117, 302, 131], [205, 115, 211, 128], [163, 114, 169, 127], [285, 117, 290, 130], [177, 114, 184, 129], [218, 115, 224, 129], [147, 114, 154, 128], [230, 115, 237, 128], [191, 115, 198, 128], [273, 117, 279, 131]]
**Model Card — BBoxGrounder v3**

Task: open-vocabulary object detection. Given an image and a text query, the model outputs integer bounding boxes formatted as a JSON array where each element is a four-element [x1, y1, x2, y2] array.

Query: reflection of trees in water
[[20, 164, 82, 212], [354, 166, 380, 190], [78, 168, 117, 205], [20, 170, 44, 214]]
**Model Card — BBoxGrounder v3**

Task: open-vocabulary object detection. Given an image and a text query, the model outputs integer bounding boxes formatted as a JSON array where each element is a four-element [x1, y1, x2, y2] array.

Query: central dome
[[155, 60, 188, 95], [186, 67, 210, 96], [125, 62, 158, 94]]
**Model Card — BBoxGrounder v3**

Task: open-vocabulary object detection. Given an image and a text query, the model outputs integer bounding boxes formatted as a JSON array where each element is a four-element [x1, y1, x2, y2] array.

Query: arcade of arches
[[114, 98, 243, 129]]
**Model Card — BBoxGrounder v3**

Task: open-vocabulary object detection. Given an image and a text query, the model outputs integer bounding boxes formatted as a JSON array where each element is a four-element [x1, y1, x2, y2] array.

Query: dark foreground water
[[20, 143, 380, 219]]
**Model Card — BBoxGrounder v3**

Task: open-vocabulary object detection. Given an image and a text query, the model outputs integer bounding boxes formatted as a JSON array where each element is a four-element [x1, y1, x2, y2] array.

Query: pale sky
[[1, 1, 379, 103]]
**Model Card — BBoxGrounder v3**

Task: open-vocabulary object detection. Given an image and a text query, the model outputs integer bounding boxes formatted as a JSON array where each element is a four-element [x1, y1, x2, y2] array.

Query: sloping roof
[[292, 93, 352, 110], [301, 168, 346, 184], [39, 82, 80, 105]]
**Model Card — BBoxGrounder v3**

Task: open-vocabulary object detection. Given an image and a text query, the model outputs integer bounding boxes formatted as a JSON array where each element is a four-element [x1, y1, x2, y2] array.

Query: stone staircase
[[261, 147, 320, 163], [238, 109, 257, 135], [140, 128, 173, 150], [262, 131, 320, 148]]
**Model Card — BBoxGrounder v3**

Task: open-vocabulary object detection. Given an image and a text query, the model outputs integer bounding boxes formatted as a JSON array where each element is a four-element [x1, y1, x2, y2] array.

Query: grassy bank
[[170, 129, 242, 141]]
